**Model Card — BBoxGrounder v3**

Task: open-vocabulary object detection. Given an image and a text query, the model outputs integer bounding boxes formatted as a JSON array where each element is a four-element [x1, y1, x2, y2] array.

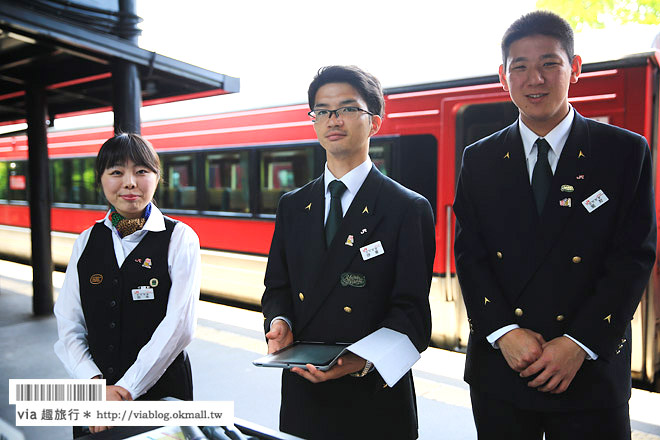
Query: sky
[[4, 0, 660, 132]]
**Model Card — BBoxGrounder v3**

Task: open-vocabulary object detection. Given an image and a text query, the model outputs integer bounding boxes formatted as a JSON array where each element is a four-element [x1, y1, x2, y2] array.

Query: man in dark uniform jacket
[[261, 65, 435, 440], [453, 11, 656, 440]]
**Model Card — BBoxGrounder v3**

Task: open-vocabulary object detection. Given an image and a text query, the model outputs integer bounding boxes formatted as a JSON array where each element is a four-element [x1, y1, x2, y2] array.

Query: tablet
[[252, 341, 351, 371]]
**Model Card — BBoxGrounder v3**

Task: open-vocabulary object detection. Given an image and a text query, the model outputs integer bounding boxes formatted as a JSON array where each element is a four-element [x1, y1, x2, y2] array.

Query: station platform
[[1, 259, 659, 440]]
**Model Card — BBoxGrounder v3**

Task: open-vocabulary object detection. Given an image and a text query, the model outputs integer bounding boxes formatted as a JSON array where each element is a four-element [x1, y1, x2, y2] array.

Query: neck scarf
[[110, 203, 151, 238]]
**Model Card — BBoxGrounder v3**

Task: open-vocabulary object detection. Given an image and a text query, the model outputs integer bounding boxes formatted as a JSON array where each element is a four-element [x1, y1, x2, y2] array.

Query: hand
[[266, 319, 293, 354], [291, 353, 367, 383], [88, 386, 132, 433], [521, 336, 587, 394], [106, 385, 132, 401], [497, 328, 546, 372]]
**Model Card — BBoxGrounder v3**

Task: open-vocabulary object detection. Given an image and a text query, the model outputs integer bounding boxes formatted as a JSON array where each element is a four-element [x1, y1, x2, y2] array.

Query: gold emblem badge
[[90, 274, 103, 285]]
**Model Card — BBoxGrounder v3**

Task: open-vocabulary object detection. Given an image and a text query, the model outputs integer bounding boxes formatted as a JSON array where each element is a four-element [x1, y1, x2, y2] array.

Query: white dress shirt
[[53, 205, 201, 398], [485, 108, 597, 360], [323, 158, 373, 223]]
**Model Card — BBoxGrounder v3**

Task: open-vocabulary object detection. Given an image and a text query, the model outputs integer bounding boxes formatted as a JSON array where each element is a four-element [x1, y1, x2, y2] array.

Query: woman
[[54, 133, 200, 435]]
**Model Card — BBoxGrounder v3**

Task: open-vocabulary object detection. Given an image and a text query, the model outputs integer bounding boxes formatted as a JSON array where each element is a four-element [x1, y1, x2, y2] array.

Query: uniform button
[[343, 306, 352, 313], [616, 349, 621, 355], [556, 314, 564, 322], [112, 278, 119, 286], [514, 308, 523, 317], [107, 367, 114, 374], [572, 256, 582, 263], [621, 338, 627, 343], [108, 345, 114, 352], [109, 322, 116, 329], [298, 292, 304, 301], [109, 300, 117, 307], [496, 251, 503, 259]]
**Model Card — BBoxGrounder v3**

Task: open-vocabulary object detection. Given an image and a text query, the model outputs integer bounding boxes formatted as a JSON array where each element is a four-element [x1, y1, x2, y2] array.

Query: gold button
[[496, 251, 503, 259], [572, 256, 582, 263], [343, 306, 352, 313], [556, 314, 564, 322], [514, 308, 523, 317], [298, 292, 304, 301]]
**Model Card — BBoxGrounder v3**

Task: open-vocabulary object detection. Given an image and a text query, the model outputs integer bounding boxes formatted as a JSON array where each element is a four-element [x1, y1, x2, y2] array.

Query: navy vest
[[78, 218, 191, 400]]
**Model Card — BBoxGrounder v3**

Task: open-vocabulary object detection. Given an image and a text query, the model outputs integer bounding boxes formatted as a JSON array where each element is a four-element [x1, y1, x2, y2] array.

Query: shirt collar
[[324, 158, 372, 196], [520, 106, 574, 159], [102, 203, 166, 237]]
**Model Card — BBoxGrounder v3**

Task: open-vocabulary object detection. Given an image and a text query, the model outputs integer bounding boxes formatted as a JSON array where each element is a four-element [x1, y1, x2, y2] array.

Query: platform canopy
[[0, 0, 240, 126]]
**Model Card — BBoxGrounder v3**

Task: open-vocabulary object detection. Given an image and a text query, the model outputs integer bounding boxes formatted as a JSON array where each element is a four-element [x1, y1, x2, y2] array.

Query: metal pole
[[25, 85, 53, 316], [113, 0, 142, 134]]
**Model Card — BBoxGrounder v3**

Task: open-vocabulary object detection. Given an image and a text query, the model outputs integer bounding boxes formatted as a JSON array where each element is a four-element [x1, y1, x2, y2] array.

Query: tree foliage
[[536, 0, 660, 29]]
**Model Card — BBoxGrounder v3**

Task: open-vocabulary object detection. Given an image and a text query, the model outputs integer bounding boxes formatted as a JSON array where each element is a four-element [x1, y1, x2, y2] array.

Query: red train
[[1, 52, 659, 388]]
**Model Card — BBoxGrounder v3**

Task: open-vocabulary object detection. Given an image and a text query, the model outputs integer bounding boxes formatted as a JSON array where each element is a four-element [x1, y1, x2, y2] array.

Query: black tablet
[[252, 341, 350, 371]]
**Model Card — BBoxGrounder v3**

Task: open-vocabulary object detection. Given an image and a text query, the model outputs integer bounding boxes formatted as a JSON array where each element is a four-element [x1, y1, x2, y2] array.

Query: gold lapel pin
[[484, 297, 490, 305], [503, 152, 510, 159], [604, 314, 611, 323], [578, 150, 585, 158], [362, 206, 369, 214], [305, 203, 312, 211]]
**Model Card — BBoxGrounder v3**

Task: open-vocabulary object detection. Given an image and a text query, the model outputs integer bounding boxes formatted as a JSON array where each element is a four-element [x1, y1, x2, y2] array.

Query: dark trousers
[[470, 387, 631, 440]]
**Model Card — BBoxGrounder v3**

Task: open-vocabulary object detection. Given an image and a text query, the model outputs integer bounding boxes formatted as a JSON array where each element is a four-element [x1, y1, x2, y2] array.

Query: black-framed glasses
[[308, 106, 374, 123]]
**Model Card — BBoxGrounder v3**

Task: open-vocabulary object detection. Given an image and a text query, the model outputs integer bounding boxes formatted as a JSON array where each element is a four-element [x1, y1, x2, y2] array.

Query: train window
[[51, 159, 86, 204], [81, 157, 102, 205], [205, 151, 250, 213], [393, 135, 438, 220], [259, 147, 314, 214], [8, 160, 28, 201], [160, 154, 197, 210], [0, 162, 7, 200], [455, 101, 518, 184], [369, 141, 393, 176]]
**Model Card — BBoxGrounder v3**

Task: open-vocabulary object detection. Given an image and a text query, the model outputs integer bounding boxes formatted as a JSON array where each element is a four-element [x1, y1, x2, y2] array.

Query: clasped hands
[[497, 328, 587, 394], [266, 319, 366, 383]]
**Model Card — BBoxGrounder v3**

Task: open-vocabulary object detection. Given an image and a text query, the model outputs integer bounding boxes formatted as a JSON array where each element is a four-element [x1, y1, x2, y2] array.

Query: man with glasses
[[262, 65, 435, 440]]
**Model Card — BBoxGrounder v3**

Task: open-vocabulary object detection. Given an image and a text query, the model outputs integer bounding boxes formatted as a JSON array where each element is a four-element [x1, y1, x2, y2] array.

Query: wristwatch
[[350, 360, 373, 377]]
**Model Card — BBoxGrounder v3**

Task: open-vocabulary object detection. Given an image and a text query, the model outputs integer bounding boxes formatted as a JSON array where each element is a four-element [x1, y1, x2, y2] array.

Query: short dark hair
[[501, 10, 574, 69], [307, 65, 385, 117], [96, 133, 160, 185]]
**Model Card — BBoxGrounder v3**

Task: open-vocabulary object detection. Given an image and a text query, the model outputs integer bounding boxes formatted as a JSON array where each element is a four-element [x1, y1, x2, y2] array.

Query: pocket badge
[[340, 272, 367, 288]]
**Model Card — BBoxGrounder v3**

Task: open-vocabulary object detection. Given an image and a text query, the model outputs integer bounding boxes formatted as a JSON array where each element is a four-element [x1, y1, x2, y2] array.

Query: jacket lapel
[[296, 175, 326, 288], [296, 165, 385, 334]]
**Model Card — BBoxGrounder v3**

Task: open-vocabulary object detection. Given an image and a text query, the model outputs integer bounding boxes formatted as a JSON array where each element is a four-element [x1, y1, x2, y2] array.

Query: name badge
[[582, 190, 609, 213], [131, 286, 155, 301], [360, 241, 384, 261]]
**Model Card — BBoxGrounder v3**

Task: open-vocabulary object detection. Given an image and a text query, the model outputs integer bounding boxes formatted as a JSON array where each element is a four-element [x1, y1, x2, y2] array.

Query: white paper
[[347, 327, 420, 387]]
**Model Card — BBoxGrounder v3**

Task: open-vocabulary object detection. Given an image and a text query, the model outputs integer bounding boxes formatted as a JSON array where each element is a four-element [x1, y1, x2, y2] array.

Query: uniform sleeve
[[453, 148, 516, 339], [115, 222, 201, 398], [380, 196, 435, 353], [53, 227, 102, 380], [568, 137, 656, 359], [261, 194, 295, 334]]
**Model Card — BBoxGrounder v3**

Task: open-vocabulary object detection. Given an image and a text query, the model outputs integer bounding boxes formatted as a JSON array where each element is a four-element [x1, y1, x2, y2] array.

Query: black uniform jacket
[[262, 164, 435, 439], [454, 111, 656, 411]]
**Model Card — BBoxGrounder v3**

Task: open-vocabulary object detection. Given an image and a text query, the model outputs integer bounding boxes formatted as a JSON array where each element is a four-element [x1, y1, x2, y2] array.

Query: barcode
[[14, 383, 103, 401]]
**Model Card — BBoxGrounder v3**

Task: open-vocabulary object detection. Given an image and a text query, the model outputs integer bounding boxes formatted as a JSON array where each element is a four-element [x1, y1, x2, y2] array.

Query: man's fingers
[[520, 358, 544, 378]]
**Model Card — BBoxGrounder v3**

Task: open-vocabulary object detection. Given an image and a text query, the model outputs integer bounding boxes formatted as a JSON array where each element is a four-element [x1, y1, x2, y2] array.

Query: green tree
[[536, 0, 660, 29]]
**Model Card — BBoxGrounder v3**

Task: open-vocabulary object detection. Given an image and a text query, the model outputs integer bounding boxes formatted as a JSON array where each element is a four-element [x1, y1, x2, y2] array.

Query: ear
[[369, 115, 382, 137], [570, 55, 582, 84], [498, 64, 509, 92]]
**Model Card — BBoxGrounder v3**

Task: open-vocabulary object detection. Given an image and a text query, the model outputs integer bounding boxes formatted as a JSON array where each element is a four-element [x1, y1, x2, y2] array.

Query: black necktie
[[325, 180, 347, 247], [532, 138, 552, 215]]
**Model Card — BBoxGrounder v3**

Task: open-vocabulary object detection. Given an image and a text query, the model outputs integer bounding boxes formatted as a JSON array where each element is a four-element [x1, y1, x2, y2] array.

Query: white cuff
[[486, 324, 520, 348], [564, 334, 598, 360], [271, 316, 292, 332]]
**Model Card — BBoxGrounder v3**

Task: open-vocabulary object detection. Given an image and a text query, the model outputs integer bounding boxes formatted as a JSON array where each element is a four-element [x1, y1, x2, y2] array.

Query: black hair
[[501, 10, 574, 68], [307, 65, 385, 117], [95, 133, 160, 185]]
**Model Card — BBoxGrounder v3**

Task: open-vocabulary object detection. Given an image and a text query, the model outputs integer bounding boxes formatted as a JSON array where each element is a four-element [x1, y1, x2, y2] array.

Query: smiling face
[[312, 82, 381, 173], [101, 159, 158, 219], [499, 34, 581, 136]]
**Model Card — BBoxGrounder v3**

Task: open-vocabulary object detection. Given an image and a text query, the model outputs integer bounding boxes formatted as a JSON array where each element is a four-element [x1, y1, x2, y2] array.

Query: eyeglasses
[[308, 106, 374, 123]]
